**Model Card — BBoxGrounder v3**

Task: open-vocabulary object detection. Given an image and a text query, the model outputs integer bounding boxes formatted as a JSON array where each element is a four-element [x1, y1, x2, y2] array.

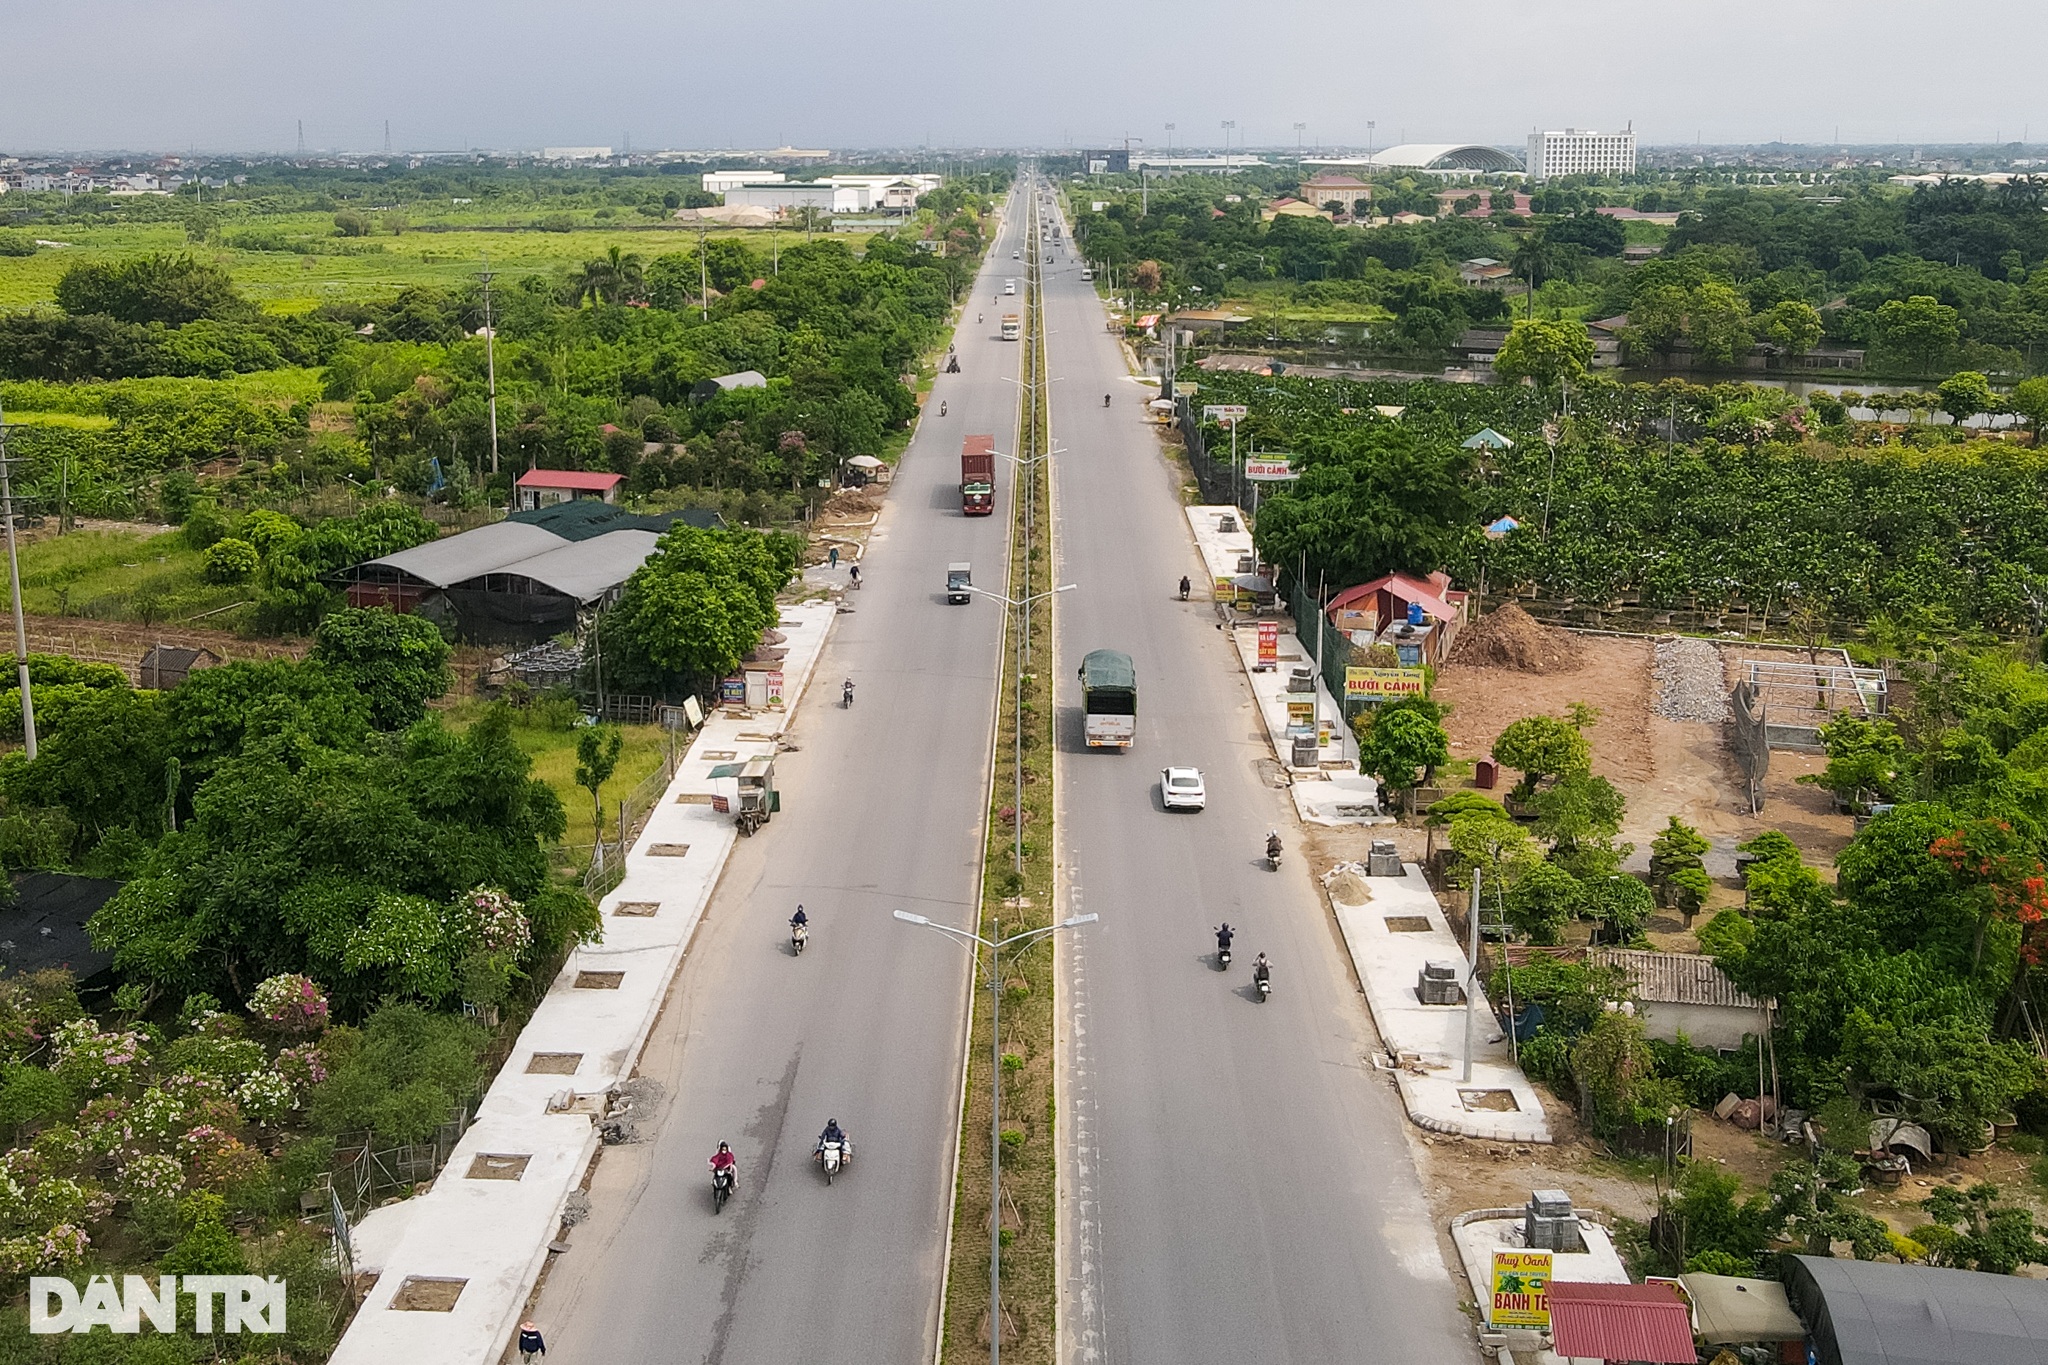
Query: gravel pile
[[1652, 636, 1730, 723]]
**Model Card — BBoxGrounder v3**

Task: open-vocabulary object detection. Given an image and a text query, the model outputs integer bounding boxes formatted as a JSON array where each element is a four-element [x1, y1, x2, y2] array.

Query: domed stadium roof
[[1367, 143, 1523, 172]]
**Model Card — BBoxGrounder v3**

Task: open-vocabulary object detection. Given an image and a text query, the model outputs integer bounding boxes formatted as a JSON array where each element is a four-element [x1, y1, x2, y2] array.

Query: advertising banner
[[1202, 404, 1248, 426], [1344, 667, 1429, 700], [1243, 457, 1297, 481], [1489, 1250, 1552, 1328], [1257, 620, 1279, 669]]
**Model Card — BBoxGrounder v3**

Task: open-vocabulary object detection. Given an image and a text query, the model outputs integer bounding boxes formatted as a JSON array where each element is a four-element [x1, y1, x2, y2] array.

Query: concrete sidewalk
[[1325, 863, 1551, 1143], [330, 597, 839, 1365]]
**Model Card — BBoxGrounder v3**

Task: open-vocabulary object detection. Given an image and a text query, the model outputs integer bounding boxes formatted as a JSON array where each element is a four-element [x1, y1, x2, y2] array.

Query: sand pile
[[1447, 602, 1584, 675]]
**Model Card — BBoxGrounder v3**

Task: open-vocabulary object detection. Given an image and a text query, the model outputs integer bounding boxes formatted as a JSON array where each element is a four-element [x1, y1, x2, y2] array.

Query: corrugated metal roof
[[515, 469, 623, 490], [453, 529, 661, 603], [365, 522, 569, 589], [1548, 1280, 1697, 1364], [1787, 1254, 2048, 1365], [1589, 948, 1761, 1010]]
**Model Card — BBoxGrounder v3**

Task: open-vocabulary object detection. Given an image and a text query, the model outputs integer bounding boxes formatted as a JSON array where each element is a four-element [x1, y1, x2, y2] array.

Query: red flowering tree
[[1929, 819, 2048, 972]]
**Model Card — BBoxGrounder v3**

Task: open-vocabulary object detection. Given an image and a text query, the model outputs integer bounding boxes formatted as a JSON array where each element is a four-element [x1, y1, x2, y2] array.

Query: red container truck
[[961, 435, 995, 516]]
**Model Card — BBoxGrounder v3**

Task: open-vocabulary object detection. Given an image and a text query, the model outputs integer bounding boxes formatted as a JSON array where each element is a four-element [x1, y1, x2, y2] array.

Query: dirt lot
[[1430, 633, 1853, 910]]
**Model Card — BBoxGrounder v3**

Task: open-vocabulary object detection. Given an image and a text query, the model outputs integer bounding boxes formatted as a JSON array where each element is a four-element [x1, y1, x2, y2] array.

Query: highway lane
[[532, 188, 1029, 1365], [1039, 192, 1475, 1363]]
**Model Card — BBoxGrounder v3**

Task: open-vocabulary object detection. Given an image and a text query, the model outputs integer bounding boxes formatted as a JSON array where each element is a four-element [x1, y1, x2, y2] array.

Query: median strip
[[941, 188, 1062, 1365]]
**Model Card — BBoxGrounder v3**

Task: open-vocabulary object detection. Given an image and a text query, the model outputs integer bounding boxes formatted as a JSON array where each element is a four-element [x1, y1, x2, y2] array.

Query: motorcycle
[[939, 400, 947, 417], [816, 1138, 851, 1184], [1103, 393, 1111, 407], [1217, 944, 1232, 970], [842, 681, 855, 708], [1179, 577, 1191, 601], [1256, 970, 1272, 1001], [791, 923, 808, 956], [1266, 844, 1282, 872], [711, 1163, 736, 1213]]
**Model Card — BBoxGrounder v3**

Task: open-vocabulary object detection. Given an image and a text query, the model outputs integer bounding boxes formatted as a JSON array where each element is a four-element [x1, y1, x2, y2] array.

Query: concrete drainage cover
[[1384, 916, 1433, 934], [574, 971, 625, 989], [1460, 1089, 1521, 1113], [526, 1052, 582, 1075], [390, 1277, 466, 1312], [466, 1153, 532, 1181], [647, 844, 690, 857], [612, 901, 660, 917]]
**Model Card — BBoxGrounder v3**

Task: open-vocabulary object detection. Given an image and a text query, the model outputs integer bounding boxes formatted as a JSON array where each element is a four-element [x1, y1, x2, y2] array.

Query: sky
[[3, 0, 2043, 155]]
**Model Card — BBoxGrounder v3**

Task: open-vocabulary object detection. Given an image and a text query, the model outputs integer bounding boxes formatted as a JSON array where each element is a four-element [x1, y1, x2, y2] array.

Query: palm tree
[[574, 246, 646, 305]]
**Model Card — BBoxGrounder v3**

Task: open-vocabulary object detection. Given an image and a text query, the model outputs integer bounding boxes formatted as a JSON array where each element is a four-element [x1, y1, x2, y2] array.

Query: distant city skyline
[[2, 0, 2040, 153]]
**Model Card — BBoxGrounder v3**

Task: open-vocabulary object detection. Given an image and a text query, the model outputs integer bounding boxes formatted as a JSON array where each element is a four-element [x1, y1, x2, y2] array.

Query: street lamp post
[[1221, 119, 1236, 163], [967, 582, 1075, 875], [894, 909, 1098, 1365]]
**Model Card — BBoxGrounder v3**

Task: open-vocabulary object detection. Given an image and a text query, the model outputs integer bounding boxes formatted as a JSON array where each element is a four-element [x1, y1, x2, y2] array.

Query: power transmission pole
[[0, 404, 36, 759], [479, 258, 500, 475], [698, 226, 709, 320]]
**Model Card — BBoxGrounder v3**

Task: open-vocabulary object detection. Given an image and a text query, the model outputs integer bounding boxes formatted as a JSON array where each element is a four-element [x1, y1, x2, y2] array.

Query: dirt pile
[[1448, 602, 1584, 675]]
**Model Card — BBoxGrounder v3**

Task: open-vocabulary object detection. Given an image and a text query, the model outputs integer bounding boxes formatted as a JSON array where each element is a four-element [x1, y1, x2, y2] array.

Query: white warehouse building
[[1525, 127, 1636, 181]]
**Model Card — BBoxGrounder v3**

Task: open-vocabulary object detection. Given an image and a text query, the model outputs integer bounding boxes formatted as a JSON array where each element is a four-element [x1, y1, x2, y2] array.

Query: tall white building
[[1525, 127, 1635, 181]]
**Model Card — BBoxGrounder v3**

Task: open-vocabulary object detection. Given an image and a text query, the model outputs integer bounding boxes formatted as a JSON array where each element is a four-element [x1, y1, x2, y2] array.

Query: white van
[[1004, 279, 1017, 295], [1079, 268, 1094, 281]]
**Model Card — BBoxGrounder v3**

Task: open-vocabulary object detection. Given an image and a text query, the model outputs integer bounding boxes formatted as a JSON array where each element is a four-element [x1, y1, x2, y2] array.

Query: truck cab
[[946, 563, 973, 604]]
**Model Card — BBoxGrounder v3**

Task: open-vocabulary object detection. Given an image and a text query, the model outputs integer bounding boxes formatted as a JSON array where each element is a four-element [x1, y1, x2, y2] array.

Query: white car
[[1161, 766, 1206, 812]]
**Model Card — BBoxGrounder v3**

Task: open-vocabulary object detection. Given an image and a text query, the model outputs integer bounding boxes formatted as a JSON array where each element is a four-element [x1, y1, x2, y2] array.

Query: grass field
[[442, 698, 671, 852], [13, 527, 250, 622], [0, 216, 876, 313]]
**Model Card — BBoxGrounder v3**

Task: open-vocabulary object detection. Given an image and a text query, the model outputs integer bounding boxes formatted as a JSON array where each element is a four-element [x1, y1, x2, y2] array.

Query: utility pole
[[296, 120, 304, 157], [1463, 869, 1481, 1083], [1294, 122, 1307, 163], [479, 259, 500, 475], [0, 404, 36, 759], [1367, 120, 1376, 162], [698, 225, 710, 321]]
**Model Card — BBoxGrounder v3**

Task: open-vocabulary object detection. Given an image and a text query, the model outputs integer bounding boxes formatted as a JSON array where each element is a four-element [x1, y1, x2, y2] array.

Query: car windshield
[[1170, 774, 1199, 787]]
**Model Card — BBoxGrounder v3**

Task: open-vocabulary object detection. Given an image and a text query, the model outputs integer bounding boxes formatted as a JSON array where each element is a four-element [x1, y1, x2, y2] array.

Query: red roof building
[[514, 469, 624, 512], [1323, 571, 1470, 665], [1545, 1280, 1697, 1364]]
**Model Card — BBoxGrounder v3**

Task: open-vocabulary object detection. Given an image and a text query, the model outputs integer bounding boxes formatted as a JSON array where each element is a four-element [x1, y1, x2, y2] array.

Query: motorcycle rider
[[1265, 830, 1283, 863], [842, 677, 855, 706], [1103, 393, 1111, 407], [1253, 953, 1272, 986], [817, 1118, 848, 1156], [1215, 922, 1234, 954], [1179, 575, 1191, 601], [939, 400, 947, 416], [791, 904, 808, 930], [709, 1142, 737, 1180]]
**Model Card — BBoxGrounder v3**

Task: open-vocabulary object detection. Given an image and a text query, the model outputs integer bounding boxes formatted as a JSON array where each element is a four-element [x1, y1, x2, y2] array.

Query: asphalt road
[[1039, 194, 1475, 1363], [532, 188, 1030, 1365]]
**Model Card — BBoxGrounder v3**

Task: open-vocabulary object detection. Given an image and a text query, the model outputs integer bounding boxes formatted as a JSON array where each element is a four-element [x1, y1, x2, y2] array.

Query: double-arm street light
[[967, 581, 1075, 874], [893, 909, 1098, 1365]]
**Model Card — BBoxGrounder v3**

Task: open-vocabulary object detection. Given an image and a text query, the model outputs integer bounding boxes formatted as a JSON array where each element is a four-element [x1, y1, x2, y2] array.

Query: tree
[[1937, 369, 1997, 426], [1582, 875, 1655, 943], [575, 724, 624, 848], [598, 525, 803, 689], [1505, 861, 1580, 944], [1918, 1183, 2048, 1274], [1532, 772, 1628, 879], [1623, 283, 1689, 357], [54, 254, 248, 327], [1804, 714, 1906, 805], [1873, 295, 1963, 375], [1648, 816, 1713, 924], [1251, 425, 1475, 584], [1758, 299, 1824, 357], [1447, 811, 1540, 889], [1356, 707, 1449, 801], [1571, 1010, 1678, 1137], [1492, 715, 1591, 799], [2010, 376, 2048, 446], [1131, 259, 1163, 294], [1492, 318, 1594, 389], [200, 537, 257, 584], [1769, 1151, 1893, 1260], [1686, 280, 1754, 367], [308, 606, 453, 731]]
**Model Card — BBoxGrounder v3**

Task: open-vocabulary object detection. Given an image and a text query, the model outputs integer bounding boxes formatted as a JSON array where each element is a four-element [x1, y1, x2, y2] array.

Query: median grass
[[942, 225, 1058, 1365]]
